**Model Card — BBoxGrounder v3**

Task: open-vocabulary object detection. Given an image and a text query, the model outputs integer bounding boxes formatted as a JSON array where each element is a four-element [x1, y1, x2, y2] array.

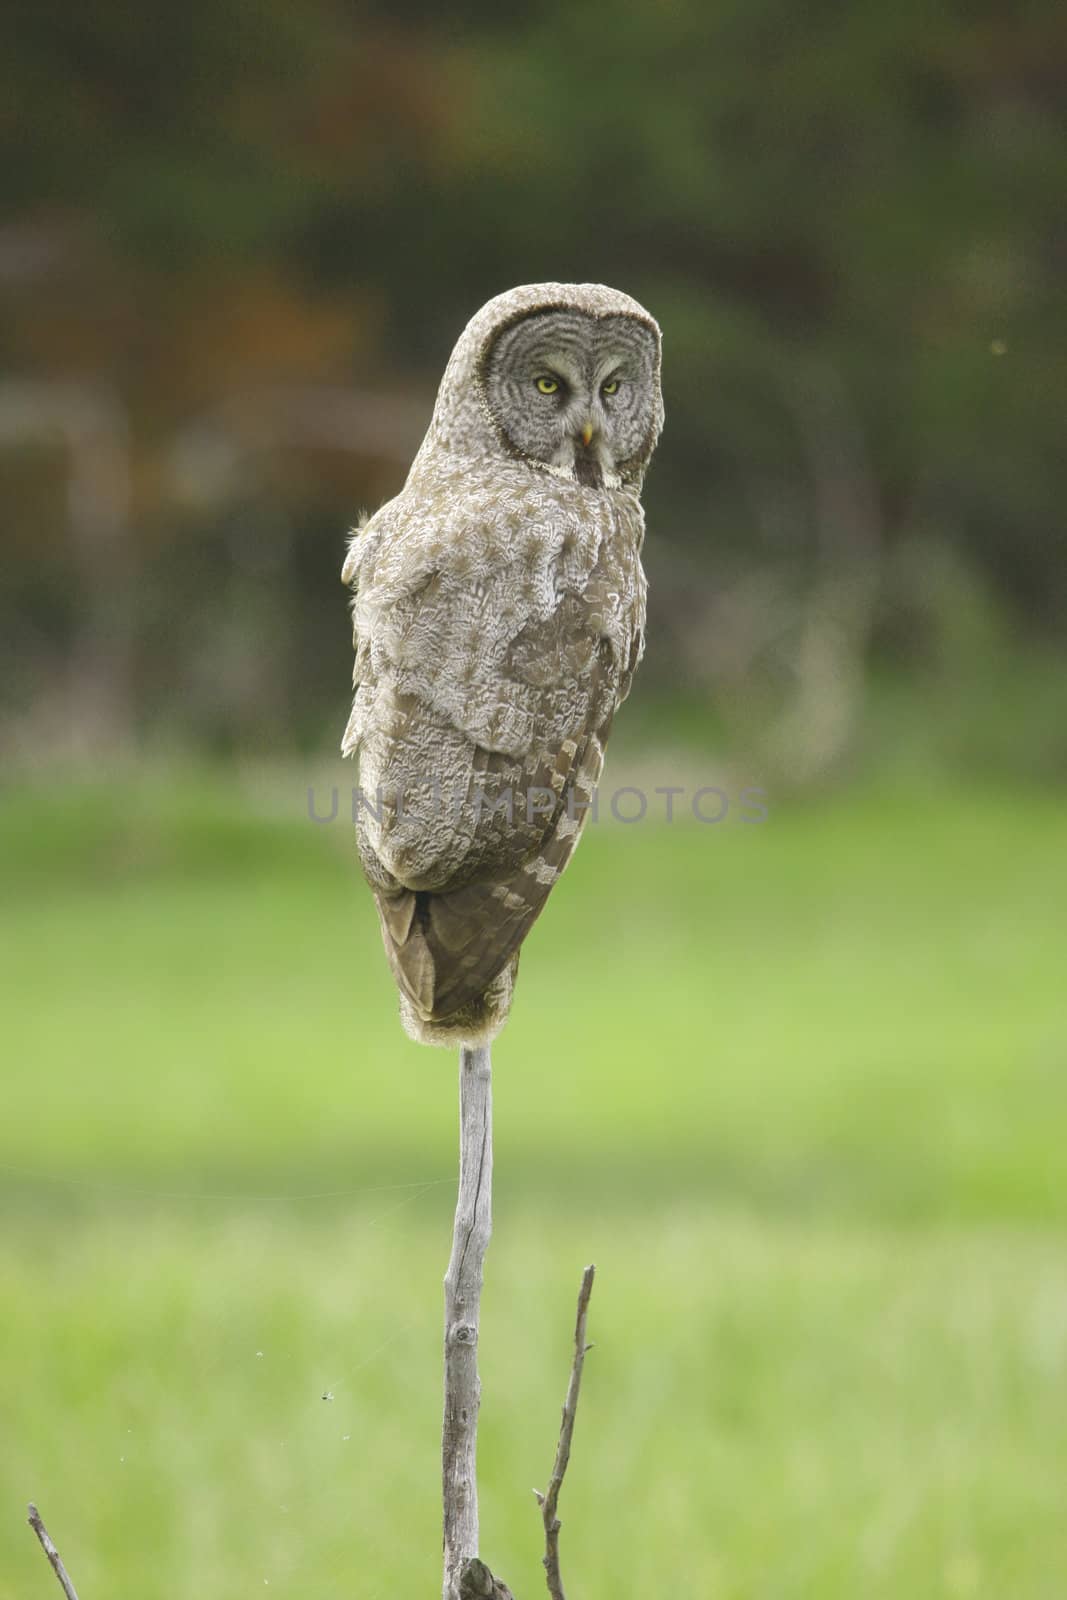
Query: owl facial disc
[[481, 306, 661, 489]]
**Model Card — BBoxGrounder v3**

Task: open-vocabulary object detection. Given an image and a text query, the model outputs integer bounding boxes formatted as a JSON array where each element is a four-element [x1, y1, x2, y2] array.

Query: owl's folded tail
[[372, 872, 539, 1047], [362, 709, 610, 1048], [397, 952, 518, 1048]]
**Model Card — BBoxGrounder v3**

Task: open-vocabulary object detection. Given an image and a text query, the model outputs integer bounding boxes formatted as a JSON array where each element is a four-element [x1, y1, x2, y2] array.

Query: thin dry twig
[[535, 1264, 596, 1600], [27, 1504, 81, 1600], [442, 1044, 495, 1600]]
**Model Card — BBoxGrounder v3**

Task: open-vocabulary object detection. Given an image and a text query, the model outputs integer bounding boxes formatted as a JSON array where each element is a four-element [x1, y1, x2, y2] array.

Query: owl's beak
[[579, 419, 595, 448]]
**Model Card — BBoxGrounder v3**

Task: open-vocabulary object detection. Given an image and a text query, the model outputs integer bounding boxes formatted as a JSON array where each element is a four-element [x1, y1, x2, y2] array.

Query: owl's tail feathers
[[367, 723, 605, 1047], [397, 956, 518, 1049], [372, 869, 548, 1048]]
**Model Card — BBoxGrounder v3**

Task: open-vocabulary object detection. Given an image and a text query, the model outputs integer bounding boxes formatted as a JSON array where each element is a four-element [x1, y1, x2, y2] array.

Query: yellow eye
[[602, 379, 620, 396], [535, 376, 559, 394]]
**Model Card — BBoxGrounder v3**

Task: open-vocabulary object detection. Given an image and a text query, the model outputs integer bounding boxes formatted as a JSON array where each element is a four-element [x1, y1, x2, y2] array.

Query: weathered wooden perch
[[442, 1043, 596, 1600], [27, 1503, 81, 1600], [443, 1044, 494, 1598]]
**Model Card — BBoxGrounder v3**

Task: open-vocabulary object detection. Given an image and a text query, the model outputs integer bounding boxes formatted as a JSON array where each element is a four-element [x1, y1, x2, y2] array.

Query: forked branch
[[442, 1050, 599, 1600]]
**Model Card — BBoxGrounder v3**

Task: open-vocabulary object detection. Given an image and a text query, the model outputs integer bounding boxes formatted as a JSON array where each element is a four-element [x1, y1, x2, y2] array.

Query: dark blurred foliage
[[2, 0, 1065, 774]]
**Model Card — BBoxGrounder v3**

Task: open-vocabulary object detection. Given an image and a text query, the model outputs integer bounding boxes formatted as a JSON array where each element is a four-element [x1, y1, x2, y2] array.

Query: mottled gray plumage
[[341, 282, 663, 1046]]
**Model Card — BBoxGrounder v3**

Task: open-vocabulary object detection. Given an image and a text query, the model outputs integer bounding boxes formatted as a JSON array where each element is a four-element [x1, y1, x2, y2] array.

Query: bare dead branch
[[442, 1044, 495, 1600], [535, 1264, 596, 1600], [442, 1060, 598, 1600], [27, 1504, 81, 1600]]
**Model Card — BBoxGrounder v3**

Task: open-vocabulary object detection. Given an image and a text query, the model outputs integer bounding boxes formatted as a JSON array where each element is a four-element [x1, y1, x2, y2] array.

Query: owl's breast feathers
[[341, 459, 646, 1045]]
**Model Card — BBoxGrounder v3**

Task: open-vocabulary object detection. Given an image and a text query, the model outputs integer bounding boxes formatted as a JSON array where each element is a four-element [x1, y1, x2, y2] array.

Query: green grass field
[[2, 769, 1065, 1597]]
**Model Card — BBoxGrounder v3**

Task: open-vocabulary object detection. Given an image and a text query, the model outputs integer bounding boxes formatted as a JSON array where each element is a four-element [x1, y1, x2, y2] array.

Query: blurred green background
[[2, 3, 1065, 1596]]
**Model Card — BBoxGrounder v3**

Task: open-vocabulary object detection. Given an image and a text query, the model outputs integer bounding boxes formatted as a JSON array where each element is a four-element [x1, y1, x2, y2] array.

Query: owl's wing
[[343, 489, 644, 1025], [371, 654, 619, 1024]]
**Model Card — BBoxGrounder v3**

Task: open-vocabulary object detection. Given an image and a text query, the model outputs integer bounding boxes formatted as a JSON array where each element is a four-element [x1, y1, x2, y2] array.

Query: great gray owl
[[341, 282, 663, 1046]]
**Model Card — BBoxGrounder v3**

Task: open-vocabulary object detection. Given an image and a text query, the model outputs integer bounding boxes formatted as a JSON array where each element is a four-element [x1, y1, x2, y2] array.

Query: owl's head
[[425, 284, 663, 492]]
